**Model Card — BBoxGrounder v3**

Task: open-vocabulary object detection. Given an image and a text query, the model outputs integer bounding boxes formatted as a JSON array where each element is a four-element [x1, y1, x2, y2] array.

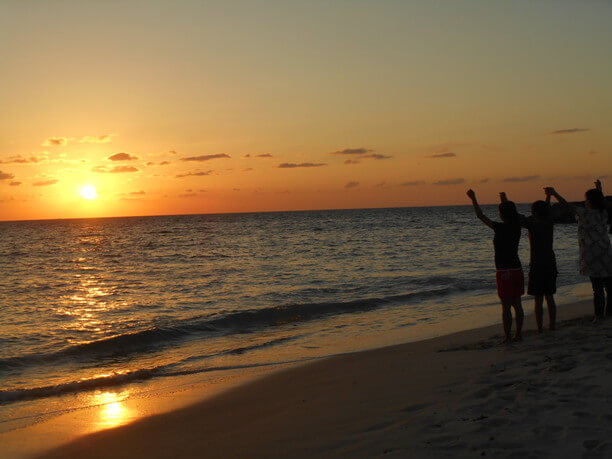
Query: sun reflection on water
[[93, 391, 133, 429]]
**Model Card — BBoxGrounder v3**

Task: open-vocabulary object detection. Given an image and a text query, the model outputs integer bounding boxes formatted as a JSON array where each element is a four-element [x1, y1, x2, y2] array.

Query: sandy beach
[[25, 298, 611, 459]]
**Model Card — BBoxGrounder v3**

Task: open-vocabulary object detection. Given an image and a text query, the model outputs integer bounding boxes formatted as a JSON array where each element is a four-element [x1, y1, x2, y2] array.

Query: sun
[[80, 185, 98, 200]]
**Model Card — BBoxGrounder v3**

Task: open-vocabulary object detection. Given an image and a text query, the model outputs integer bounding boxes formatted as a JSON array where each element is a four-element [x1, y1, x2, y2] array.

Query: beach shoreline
[[22, 298, 612, 458]]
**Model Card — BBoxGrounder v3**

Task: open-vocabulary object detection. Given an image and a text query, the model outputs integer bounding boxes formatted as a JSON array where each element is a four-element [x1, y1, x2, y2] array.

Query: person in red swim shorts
[[467, 189, 525, 343]]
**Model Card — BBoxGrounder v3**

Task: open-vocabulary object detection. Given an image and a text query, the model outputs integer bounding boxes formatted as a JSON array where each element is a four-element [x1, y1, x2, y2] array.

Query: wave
[[0, 287, 454, 372], [0, 337, 304, 404]]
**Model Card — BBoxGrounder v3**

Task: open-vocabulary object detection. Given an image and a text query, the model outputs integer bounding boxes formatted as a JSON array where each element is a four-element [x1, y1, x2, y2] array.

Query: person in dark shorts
[[502, 191, 557, 332], [467, 189, 524, 343]]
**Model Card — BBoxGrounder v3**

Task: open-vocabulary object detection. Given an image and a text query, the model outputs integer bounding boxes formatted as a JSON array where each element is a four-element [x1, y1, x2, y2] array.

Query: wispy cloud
[[92, 165, 139, 173], [551, 128, 590, 134], [0, 171, 15, 180], [361, 154, 392, 160], [175, 170, 213, 178], [0, 155, 47, 164], [331, 148, 373, 155], [42, 137, 68, 146], [9, 181, 21, 186], [108, 152, 138, 161], [344, 159, 361, 165], [129, 191, 145, 195], [256, 153, 273, 158], [503, 175, 540, 183], [278, 162, 327, 168], [79, 134, 114, 144], [180, 154, 230, 162], [401, 180, 426, 186], [433, 178, 465, 185], [480, 178, 490, 183], [345, 181, 359, 189], [428, 152, 456, 158], [178, 192, 198, 198], [33, 179, 58, 186]]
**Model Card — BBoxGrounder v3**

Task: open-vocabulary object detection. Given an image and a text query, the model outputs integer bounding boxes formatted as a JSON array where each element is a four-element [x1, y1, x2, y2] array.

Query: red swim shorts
[[496, 268, 525, 299]]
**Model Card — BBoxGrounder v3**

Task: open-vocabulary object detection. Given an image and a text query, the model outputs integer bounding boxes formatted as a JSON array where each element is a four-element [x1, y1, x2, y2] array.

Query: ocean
[[0, 206, 591, 437]]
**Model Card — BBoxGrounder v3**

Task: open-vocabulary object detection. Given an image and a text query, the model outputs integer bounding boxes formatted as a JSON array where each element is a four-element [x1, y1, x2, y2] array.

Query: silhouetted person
[[467, 189, 524, 342], [502, 191, 557, 332], [547, 180, 612, 321]]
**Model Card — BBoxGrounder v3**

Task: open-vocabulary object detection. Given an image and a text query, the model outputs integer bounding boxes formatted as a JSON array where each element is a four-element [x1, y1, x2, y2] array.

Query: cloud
[[0, 155, 47, 164], [344, 159, 361, 165], [401, 180, 426, 186], [429, 152, 456, 158], [361, 154, 392, 160], [0, 171, 15, 180], [503, 175, 540, 183], [129, 191, 145, 195], [33, 179, 58, 186], [159, 161, 170, 165], [256, 153, 274, 158], [587, 150, 597, 155], [178, 192, 198, 198], [243, 154, 251, 158], [175, 170, 213, 178], [108, 152, 138, 161], [551, 128, 589, 134], [331, 148, 373, 155], [433, 178, 465, 185], [243, 167, 254, 172], [278, 162, 327, 168], [180, 154, 230, 162], [345, 181, 359, 189], [79, 134, 114, 144], [92, 165, 139, 173], [480, 178, 490, 183], [9, 181, 21, 186], [373, 181, 387, 188], [43, 137, 68, 146]]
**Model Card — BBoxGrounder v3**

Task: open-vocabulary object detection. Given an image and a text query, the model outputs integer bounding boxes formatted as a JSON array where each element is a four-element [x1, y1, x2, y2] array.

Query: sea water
[[0, 206, 590, 436]]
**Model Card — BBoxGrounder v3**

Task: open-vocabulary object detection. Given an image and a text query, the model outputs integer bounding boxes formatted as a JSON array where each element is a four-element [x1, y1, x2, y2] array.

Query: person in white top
[[546, 180, 612, 321]]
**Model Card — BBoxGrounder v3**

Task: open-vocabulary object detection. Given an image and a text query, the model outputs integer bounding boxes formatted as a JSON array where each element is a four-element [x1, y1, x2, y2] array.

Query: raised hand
[[466, 189, 476, 200], [544, 187, 555, 197], [595, 179, 602, 192]]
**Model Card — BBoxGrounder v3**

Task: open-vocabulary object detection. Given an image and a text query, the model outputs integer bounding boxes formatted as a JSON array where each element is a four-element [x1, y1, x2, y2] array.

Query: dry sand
[[38, 299, 612, 458]]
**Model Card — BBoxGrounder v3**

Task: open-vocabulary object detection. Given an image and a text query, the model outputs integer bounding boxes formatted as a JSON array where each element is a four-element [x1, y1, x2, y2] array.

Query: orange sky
[[1, 1, 611, 221]]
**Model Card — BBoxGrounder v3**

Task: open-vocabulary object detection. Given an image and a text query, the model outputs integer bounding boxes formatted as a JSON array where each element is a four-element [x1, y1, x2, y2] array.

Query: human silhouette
[[547, 180, 612, 321], [467, 189, 524, 342], [502, 191, 557, 332]]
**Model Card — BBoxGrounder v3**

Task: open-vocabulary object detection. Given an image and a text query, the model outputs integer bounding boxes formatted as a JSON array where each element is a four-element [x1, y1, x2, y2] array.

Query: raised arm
[[546, 187, 576, 215], [467, 189, 495, 229], [595, 179, 602, 193]]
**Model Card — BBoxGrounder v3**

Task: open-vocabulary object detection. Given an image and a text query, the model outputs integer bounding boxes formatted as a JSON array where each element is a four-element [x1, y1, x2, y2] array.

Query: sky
[[1, 0, 611, 221]]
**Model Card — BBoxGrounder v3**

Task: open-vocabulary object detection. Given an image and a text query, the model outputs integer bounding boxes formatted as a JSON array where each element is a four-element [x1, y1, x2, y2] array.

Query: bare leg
[[534, 295, 544, 333], [512, 296, 524, 341], [501, 299, 513, 342], [545, 294, 557, 331]]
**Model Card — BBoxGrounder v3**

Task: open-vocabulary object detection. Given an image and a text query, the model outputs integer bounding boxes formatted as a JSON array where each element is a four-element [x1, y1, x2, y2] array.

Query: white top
[[575, 207, 612, 277]]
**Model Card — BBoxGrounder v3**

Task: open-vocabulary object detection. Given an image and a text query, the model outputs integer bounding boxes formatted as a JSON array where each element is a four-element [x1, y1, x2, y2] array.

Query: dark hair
[[531, 200, 550, 219], [499, 200, 519, 224], [585, 188, 605, 211]]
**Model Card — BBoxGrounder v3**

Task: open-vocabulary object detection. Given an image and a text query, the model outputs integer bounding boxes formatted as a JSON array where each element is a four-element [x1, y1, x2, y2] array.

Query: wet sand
[[35, 299, 612, 458]]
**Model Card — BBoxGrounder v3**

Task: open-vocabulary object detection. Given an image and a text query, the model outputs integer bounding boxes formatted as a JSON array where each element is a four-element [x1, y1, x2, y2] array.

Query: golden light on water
[[94, 391, 132, 429], [80, 185, 98, 200]]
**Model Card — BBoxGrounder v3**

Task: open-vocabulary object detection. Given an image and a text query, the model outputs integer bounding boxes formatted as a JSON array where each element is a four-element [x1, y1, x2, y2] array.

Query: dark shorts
[[528, 265, 557, 296], [496, 268, 525, 299]]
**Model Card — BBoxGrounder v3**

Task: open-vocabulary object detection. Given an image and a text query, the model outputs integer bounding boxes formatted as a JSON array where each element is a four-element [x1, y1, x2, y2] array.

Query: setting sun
[[80, 185, 97, 200]]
